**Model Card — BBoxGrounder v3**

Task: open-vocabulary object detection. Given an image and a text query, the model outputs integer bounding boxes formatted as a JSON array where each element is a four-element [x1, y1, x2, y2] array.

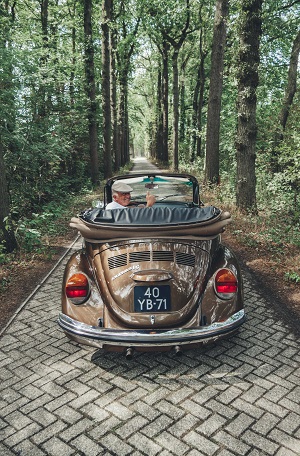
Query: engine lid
[[93, 240, 212, 328]]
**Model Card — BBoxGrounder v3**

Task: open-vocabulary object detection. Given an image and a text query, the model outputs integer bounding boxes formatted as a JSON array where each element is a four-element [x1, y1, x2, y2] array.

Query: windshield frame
[[104, 173, 200, 206]]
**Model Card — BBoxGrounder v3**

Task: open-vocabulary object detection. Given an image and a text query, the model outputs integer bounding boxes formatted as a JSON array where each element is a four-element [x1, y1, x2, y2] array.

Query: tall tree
[[205, 0, 229, 184], [153, 39, 170, 163], [84, 0, 99, 184], [161, 0, 191, 171], [147, 35, 170, 163], [101, 0, 112, 178], [37, 0, 49, 119], [191, 25, 207, 162], [236, 0, 263, 212], [110, 0, 119, 171], [0, 0, 18, 252], [68, 2, 76, 107], [115, 1, 140, 166], [161, 40, 170, 163], [273, 28, 300, 160], [155, 66, 163, 161], [278, 28, 300, 134], [0, 144, 17, 252]]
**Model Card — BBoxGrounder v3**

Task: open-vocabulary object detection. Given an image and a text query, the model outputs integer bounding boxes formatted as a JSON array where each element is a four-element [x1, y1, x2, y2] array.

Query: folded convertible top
[[70, 206, 231, 242]]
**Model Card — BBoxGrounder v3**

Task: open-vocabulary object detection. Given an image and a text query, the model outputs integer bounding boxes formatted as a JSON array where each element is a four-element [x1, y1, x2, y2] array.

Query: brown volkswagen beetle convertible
[[58, 173, 245, 358]]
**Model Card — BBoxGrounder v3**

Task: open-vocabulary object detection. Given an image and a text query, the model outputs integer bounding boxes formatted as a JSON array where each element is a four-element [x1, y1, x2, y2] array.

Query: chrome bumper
[[58, 309, 245, 348]]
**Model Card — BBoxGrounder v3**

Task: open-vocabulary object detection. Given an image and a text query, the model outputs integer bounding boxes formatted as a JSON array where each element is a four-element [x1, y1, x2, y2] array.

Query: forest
[[0, 0, 299, 263]]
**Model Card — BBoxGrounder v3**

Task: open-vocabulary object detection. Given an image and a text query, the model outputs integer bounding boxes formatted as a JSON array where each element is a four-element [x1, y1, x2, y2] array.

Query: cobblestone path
[[0, 237, 299, 456], [1, 159, 299, 455]]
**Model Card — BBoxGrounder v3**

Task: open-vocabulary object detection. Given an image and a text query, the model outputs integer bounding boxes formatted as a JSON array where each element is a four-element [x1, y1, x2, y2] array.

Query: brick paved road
[[1, 238, 299, 456], [1, 159, 300, 456]]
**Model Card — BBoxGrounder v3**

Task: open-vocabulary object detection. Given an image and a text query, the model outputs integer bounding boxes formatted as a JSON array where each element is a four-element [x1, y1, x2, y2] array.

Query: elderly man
[[106, 181, 155, 209]]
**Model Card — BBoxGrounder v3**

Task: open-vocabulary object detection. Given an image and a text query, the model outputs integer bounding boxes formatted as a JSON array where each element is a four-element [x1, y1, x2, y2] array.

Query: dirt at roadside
[[0, 233, 76, 332], [223, 231, 300, 336]]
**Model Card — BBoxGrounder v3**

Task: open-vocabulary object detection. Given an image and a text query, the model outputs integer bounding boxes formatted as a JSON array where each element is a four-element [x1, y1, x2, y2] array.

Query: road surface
[[0, 158, 299, 455]]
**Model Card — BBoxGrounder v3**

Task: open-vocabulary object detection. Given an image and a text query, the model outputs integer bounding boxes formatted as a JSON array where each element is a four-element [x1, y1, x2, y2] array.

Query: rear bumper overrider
[[58, 309, 245, 348]]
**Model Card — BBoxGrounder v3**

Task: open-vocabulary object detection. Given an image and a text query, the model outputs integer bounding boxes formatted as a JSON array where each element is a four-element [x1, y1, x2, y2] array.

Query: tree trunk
[[162, 40, 169, 163], [272, 28, 300, 171], [191, 31, 206, 162], [110, 6, 119, 171], [38, 0, 49, 119], [179, 76, 185, 143], [155, 68, 163, 161], [162, 0, 190, 171], [236, 0, 263, 212], [205, 0, 228, 184], [84, 0, 99, 185], [279, 29, 300, 133], [70, 9, 76, 107], [101, 0, 112, 178], [0, 143, 18, 252], [115, 14, 140, 167], [118, 72, 129, 166], [0, 2, 18, 252], [172, 49, 180, 171]]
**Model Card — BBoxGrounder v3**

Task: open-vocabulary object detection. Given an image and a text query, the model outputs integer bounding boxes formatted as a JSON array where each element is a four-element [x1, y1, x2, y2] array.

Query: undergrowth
[[0, 162, 133, 293], [179, 162, 300, 286], [0, 188, 100, 293]]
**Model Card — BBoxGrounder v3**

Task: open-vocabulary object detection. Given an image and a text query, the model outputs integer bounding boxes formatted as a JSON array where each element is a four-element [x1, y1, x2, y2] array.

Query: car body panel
[[58, 173, 245, 355]]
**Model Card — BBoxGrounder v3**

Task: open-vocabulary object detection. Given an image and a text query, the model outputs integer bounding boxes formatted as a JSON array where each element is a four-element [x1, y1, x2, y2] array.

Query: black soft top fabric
[[80, 206, 221, 227]]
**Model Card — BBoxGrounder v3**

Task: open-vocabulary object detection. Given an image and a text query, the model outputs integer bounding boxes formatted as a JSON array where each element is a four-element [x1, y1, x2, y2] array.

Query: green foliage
[[15, 202, 68, 252], [16, 223, 43, 253], [0, 0, 299, 251], [285, 272, 300, 284], [2, 187, 96, 260], [0, 243, 8, 265]]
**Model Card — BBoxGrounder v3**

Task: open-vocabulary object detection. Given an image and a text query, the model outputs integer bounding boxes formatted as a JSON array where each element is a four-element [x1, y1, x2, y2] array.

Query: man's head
[[111, 181, 133, 207]]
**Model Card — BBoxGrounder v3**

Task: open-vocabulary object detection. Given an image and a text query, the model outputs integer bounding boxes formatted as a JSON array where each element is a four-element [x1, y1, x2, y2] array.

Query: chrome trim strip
[[58, 310, 245, 347]]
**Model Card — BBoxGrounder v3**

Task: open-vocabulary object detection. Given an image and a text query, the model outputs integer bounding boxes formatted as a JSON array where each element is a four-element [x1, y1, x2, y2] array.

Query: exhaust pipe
[[174, 345, 182, 356], [125, 347, 134, 360]]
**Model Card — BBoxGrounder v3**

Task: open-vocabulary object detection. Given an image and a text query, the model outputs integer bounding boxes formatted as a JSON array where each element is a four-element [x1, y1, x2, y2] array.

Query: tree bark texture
[[162, 40, 169, 163], [155, 68, 163, 161], [205, 0, 228, 184], [277, 28, 300, 140], [84, 0, 99, 184], [70, 9, 76, 107], [191, 27, 206, 162], [162, 0, 190, 171], [272, 28, 300, 172], [118, 72, 129, 166], [236, 0, 263, 212], [110, 7, 119, 171], [0, 143, 18, 252], [101, 0, 112, 178], [172, 49, 180, 171], [279, 29, 300, 132], [0, 1, 18, 252], [38, 0, 49, 119], [116, 15, 140, 167]]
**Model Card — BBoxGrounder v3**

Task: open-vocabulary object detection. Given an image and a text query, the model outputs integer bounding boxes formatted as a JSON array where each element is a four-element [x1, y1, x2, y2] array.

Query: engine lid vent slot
[[108, 254, 127, 269], [129, 251, 151, 263], [152, 251, 174, 262], [176, 252, 195, 267]]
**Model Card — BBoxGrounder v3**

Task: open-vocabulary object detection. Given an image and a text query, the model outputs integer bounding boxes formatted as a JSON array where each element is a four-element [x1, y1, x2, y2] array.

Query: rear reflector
[[215, 269, 238, 299], [66, 273, 89, 304], [66, 288, 88, 298]]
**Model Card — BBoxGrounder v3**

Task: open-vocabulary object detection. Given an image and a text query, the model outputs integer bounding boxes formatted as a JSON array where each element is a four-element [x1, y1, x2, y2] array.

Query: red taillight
[[215, 269, 238, 299], [66, 273, 90, 304]]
